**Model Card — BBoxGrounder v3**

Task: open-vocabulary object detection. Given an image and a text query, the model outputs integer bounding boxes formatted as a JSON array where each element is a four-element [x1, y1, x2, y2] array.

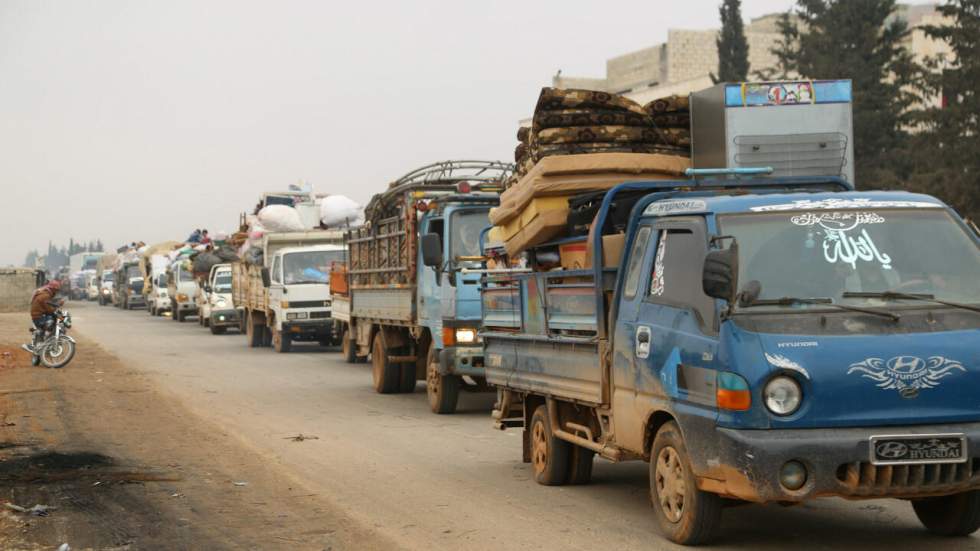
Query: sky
[[0, 0, 795, 266]]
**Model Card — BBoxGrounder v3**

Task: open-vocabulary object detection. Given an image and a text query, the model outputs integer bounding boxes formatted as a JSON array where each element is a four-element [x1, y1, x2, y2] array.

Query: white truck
[[233, 230, 345, 352], [166, 261, 199, 322], [197, 263, 239, 334], [69, 252, 104, 275]]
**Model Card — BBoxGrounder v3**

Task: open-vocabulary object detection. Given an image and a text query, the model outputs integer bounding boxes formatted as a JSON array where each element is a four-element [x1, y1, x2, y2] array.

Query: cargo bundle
[[491, 88, 693, 265]]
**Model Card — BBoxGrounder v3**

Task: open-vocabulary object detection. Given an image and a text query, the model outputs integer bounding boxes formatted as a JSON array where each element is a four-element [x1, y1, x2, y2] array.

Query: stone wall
[[0, 269, 38, 313]]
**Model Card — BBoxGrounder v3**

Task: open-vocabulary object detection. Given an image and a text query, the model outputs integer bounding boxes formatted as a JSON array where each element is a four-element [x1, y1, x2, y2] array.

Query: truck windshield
[[214, 273, 232, 292], [179, 269, 194, 282], [126, 266, 141, 279], [718, 208, 980, 311], [102, 273, 114, 282], [450, 211, 490, 259], [283, 250, 345, 284]]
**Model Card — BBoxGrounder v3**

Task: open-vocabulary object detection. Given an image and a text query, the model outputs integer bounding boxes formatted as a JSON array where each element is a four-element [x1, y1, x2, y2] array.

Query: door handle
[[635, 326, 652, 359]]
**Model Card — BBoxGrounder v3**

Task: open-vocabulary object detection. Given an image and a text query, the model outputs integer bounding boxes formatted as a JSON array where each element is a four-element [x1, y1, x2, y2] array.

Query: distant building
[[550, 4, 950, 106]]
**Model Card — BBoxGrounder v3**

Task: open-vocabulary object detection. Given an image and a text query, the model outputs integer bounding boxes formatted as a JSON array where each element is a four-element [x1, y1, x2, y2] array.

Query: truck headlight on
[[454, 328, 477, 344], [764, 376, 802, 416], [102, 289, 110, 295], [286, 312, 308, 320]]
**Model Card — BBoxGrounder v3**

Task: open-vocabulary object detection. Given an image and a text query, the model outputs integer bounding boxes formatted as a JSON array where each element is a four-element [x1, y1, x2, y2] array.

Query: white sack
[[257, 205, 305, 233], [319, 195, 364, 228]]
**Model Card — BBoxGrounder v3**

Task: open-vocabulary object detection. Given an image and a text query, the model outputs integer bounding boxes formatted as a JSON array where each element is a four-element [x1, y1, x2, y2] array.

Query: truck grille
[[289, 300, 328, 308], [309, 311, 331, 319], [836, 459, 980, 495]]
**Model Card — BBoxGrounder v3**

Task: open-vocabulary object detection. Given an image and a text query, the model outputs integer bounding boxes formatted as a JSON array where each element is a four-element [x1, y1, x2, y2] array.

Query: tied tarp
[[192, 252, 223, 274], [535, 125, 662, 145]]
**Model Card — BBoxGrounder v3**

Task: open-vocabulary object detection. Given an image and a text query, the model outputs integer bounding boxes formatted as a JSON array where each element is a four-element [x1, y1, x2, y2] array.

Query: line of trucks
[[97, 80, 980, 545]]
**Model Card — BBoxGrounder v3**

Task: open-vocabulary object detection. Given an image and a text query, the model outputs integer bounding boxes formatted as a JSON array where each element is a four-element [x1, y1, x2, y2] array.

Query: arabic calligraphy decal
[[791, 211, 892, 270], [750, 198, 939, 212], [650, 232, 667, 297], [847, 355, 966, 395]]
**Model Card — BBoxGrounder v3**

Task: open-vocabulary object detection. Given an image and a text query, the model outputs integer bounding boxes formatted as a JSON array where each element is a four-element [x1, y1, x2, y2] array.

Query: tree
[[906, 0, 980, 222], [773, 0, 919, 186], [714, 0, 750, 82]]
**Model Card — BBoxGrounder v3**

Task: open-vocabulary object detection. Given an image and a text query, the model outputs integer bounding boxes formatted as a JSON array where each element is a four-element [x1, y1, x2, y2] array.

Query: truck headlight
[[286, 312, 308, 320], [764, 376, 802, 416], [102, 289, 110, 295], [454, 328, 477, 344]]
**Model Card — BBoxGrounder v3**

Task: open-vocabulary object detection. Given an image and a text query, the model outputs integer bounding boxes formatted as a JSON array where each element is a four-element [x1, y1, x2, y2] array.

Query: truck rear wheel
[[529, 405, 570, 486], [912, 491, 980, 536], [246, 311, 263, 347], [273, 327, 291, 353], [371, 333, 400, 394], [567, 445, 595, 485], [426, 346, 459, 414], [649, 421, 722, 545], [341, 326, 357, 364], [398, 361, 417, 393]]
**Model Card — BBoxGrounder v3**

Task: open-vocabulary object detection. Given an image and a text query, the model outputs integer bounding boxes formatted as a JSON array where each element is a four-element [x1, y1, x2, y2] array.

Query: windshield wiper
[[742, 296, 900, 322], [842, 291, 980, 314]]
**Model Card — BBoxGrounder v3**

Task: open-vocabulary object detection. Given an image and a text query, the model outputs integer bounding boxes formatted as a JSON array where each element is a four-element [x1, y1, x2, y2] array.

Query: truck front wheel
[[371, 333, 399, 394], [913, 491, 980, 536], [649, 421, 722, 545], [246, 311, 263, 347], [273, 327, 291, 353], [426, 346, 459, 414]]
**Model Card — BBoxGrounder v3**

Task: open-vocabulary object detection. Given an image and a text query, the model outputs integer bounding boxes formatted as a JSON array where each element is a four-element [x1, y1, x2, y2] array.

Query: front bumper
[[282, 319, 332, 340], [174, 301, 197, 313], [127, 295, 145, 306], [438, 345, 485, 378], [702, 422, 980, 503], [210, 308, 240, 327]]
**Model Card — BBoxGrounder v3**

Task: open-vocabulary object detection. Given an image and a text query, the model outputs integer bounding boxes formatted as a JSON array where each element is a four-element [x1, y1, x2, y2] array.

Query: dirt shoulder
[[0, 313, 395, 551]]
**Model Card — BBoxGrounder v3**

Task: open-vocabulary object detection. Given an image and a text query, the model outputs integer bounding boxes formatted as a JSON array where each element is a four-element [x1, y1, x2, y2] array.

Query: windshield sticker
[[847, 355, 966, 396], [643, 199, 708, 216], [650, 233, 667, 296], [791, 211, 892, 270], [751, 198, 939, 212]]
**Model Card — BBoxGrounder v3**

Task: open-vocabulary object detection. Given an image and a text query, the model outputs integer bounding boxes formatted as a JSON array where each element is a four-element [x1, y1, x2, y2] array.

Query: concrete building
[[551, 4, 949, 105]]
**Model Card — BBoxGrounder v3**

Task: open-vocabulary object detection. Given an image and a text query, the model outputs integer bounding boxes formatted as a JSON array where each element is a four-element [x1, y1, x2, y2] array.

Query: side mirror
[[420, 233, 443, 268], [261, 267, 271, 288], [702, 240, 739, 303], [203, 284, 212, 293]]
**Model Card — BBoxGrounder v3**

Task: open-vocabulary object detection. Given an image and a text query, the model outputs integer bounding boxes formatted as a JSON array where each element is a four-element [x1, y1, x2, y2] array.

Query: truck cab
[[485, 179, 980, 543], [418, 199, 497, 407], [167, 263, 198, 322], [263, 244, 344, 351], [199, 263, 238, 334], [115, 263, 145, 310]]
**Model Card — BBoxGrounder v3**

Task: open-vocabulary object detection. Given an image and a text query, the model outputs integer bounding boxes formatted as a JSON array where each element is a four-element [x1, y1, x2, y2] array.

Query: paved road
[[72, 302, 979, 550]]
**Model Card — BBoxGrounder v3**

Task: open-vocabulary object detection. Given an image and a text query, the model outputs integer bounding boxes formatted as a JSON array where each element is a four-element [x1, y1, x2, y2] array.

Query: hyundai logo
[[876, 441, 909, 459], [887, 356, 926, 376]]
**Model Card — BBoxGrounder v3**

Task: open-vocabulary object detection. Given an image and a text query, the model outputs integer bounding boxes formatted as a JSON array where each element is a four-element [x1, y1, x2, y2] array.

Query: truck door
[[417, 217, 444, 347], [612, 217, 719, 451], [269, 255, 284, 327]]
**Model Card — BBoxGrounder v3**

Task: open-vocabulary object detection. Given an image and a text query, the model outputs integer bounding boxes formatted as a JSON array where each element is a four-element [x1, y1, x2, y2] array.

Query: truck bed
[[482, 270, 603, 405], [232, 263, 268, 313]]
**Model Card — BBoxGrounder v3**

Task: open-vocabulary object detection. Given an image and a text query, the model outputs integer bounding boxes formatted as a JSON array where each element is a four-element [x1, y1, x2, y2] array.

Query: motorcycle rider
[[26, 280, 62, 352]]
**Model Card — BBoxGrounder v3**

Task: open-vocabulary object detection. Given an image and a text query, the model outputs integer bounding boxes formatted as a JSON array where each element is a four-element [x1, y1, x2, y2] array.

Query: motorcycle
[[23, 309, 76, 368]]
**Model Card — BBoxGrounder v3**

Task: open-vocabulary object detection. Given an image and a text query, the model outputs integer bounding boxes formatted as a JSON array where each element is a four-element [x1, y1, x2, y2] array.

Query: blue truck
[[482, 175, 980, 544], [338, 160, 513, 413]]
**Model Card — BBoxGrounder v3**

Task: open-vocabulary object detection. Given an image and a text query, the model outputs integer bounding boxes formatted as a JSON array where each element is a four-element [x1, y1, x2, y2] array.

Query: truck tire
[[426, 346, 459, 414], [649, 421, 723, 545], [398, 361, 417, 394], [341, 327, 357, 364], [177, 310, 187, 322], [529, 404, 570, 486], [371, 333, 399, 394], [246, 311, 263, 347], [172, 308, 180, 321], [912, 491, 980, 536], [273, 327, 291, 353], [567, 445, 595, 485]]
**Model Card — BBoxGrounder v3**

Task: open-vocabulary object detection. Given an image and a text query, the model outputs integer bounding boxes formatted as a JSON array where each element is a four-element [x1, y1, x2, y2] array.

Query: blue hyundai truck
[[339, 160, 513, 413], [482, 174, 980, 544]]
